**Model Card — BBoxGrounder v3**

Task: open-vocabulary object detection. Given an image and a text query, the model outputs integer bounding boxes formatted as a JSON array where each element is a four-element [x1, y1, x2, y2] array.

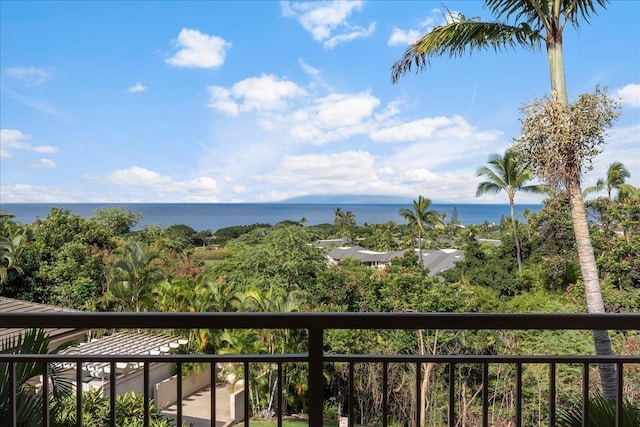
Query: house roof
[[419, 249, 465, 276], [0, 296, 84, 344], [326, 245, 464, 276], [59, 332, 188, 376]]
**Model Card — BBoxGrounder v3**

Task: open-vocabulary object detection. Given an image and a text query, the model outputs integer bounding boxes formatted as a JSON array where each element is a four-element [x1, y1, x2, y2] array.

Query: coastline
[[0, 202, 542, 232]]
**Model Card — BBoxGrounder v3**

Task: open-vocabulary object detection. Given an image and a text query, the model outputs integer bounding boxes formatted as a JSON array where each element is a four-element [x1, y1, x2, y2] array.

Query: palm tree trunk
[[549, 32, 617, 398], [546, 27, 568, 103], [509, 194, 523, 272], [567, 181, 617, 398]]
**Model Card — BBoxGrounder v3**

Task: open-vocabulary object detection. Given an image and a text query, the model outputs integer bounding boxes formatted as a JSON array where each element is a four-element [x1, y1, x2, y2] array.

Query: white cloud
[[166, 28, 231, 68], [282, 1, 375, 48], [260, 150, 382, 196], [5, 66, 51, 85], [31, 159, 57, 169], [0, 184, 71, 202], [370, 115, 501, 145], [0, 129, 59, 158], [387, 10, 453, 46], [92, 166, 222, 202], [388, 28, 421, 46], [105, 166, 172, 186], [615, 83, 640, 108], [289, 91, 380, 144], [127, 83, 148, 93], [208, 74, 307, 116]]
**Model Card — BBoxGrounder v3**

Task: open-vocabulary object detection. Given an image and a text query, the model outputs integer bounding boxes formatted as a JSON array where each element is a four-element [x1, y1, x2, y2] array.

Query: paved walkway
[[161, 385, 232, 427]]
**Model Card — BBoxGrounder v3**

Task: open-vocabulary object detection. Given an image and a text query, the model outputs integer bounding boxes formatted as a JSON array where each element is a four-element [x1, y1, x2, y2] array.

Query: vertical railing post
[[308, 327, 324, 427], [9, 361, 16, 427]]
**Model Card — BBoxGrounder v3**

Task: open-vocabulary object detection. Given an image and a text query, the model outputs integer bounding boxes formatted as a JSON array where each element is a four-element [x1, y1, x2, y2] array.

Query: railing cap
[[2, 312, 639, 330]]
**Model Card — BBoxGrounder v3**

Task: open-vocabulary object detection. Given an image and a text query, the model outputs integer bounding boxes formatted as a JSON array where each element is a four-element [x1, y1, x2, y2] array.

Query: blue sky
[[1, 1, 638, 204]]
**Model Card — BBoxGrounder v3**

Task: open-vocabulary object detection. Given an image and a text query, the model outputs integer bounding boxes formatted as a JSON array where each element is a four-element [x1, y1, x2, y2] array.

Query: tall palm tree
[[391, 0, 617, 397], [584, 161, 631, 200], [399, 196, 443, 266], [476, 149, 547, 272]]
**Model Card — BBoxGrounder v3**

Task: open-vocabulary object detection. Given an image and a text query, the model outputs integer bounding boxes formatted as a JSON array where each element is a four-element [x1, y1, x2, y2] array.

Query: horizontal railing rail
[[2, 312, 639, 427], [3, 311, 640, 330]]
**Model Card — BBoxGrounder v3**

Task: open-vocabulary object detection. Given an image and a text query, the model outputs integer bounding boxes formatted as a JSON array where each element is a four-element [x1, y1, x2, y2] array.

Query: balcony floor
[[161, 384, 232, 427]]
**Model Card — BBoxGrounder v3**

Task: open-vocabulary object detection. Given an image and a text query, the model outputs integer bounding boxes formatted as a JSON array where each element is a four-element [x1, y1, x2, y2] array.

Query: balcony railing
[[2, 312, 639, 427]]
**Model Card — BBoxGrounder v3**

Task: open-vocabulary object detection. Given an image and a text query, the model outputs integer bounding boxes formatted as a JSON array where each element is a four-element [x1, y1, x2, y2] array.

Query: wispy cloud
[[5, 66, 51, 85], [0, 129, 59, 159], [31, 159, 57, 169], [1, 87, 72, 122], [166, 28, 232, 68], [127, 83, 148, 93], [0, 184, 72, 202], [282, 1, 375, 49]]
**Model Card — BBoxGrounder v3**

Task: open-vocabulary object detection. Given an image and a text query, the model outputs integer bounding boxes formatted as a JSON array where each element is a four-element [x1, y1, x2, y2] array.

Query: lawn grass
[[242, 418, 337, 427]]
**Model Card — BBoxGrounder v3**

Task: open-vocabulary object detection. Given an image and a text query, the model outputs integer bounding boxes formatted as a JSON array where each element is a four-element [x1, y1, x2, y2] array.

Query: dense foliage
[[1, 191, 639, 425]]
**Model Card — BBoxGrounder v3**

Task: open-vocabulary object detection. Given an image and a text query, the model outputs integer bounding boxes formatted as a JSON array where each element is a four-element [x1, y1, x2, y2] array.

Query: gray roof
[[419, 249, 465, 276], [0, 296, 83, 344], [326, 246, 464, 276]]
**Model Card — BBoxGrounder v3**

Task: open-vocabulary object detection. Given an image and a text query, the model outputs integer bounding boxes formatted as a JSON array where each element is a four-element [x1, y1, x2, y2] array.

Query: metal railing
[[2, 312, 639, 427]]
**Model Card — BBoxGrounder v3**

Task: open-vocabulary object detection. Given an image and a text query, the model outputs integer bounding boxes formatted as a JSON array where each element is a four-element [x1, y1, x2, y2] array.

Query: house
[[0, 296, 87, 350], [325, 246, 464, 276]]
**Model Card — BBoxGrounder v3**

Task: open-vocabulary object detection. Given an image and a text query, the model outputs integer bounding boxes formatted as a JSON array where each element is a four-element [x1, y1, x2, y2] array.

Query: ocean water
[[0, 203, 541, 232]]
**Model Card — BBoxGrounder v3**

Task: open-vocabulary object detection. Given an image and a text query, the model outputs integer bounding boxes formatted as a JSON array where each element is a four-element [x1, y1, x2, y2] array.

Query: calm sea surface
[[0, 203, 541, 232]]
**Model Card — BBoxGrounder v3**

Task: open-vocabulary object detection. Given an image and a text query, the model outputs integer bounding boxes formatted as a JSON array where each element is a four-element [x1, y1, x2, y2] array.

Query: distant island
[[279, 194, 416, 204]]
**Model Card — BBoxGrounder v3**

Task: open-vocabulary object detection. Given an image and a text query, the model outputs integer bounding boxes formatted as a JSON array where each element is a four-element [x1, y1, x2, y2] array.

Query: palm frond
[[392, 14, 541, 82], [486, 0, 609, 29], [567, 0, 610, 26], [476, 181, 504, 196]]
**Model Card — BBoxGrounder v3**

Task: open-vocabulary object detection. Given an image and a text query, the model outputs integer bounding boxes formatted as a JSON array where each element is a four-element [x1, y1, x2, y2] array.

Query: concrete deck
[[162, 385, 232, 427]]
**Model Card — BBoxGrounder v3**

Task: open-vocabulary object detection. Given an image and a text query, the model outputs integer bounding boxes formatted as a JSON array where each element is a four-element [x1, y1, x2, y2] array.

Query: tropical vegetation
[[1, 183, 638, 425]]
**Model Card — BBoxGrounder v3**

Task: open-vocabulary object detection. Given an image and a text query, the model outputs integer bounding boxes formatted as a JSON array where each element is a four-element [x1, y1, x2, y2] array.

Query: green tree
[[90, 207, 142, 236], [212, 224, 326, 294], [584, 161, 631, 200], [105, 240, 164, 312], [2, 208, 112, 305], [391, 0, 617, 397], [399, 196, 443, 265], [476, 149, 547, 272]]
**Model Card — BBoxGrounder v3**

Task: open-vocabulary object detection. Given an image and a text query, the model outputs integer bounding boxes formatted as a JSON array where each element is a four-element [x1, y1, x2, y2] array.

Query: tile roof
[[0, 296, 82, 343]]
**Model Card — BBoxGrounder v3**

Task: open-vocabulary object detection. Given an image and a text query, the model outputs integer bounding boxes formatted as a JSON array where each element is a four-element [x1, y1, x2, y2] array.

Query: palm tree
[[106, 240, 164, 312], [0, 234, 24, 285], [391, 0, 617, 397], [476, 149, 547, 272], [1, 329, 74, 425], [399, 196, 443, 266], [584, 161, 631, 200]]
